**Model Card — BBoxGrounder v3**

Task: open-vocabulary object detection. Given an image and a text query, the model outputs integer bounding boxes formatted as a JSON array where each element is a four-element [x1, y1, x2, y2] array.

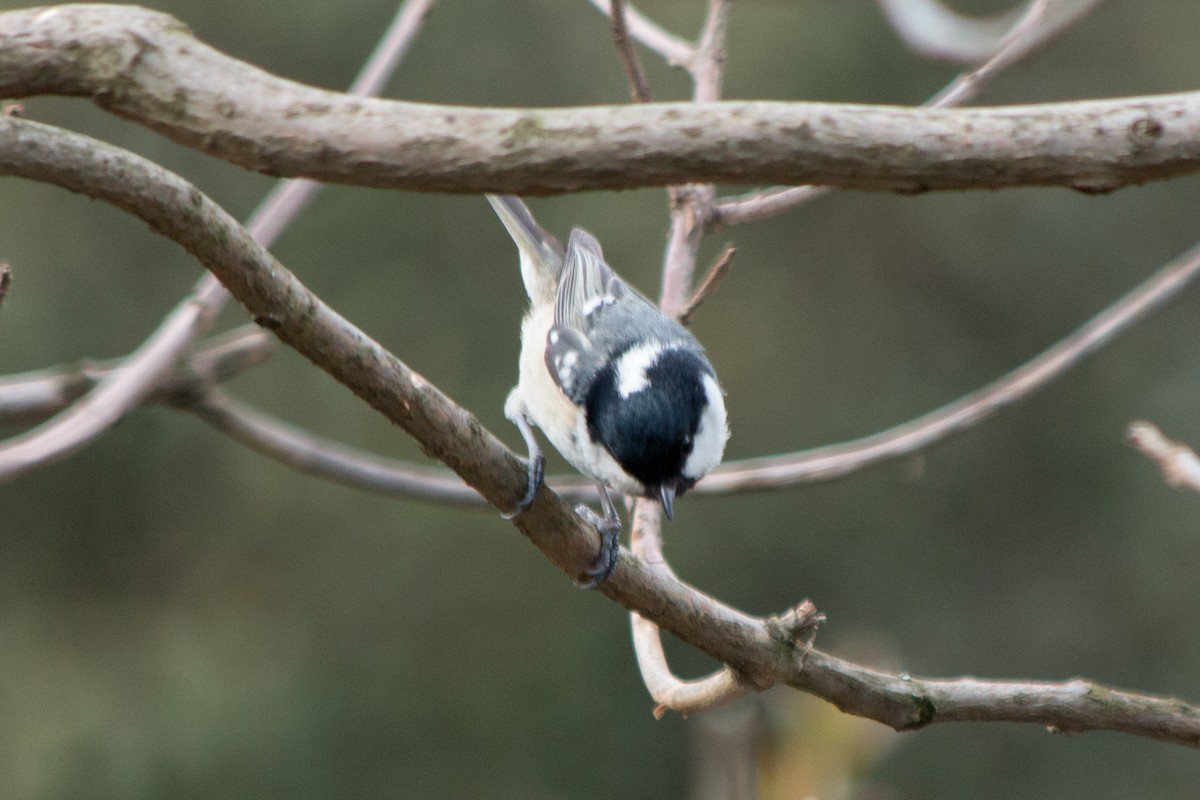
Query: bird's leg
[[502, 413, 545, 519], [574, 484, 621, 589]]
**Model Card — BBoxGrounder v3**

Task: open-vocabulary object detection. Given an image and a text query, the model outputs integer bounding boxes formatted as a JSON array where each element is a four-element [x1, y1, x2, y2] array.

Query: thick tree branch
[[3, 5, 1200, 195], [4, 115, 1200, 747]]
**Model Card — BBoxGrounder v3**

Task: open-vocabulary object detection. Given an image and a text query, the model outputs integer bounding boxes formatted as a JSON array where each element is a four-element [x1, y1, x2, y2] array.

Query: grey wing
[[554, 229, 622, 334], [542, 229, 623, 404]]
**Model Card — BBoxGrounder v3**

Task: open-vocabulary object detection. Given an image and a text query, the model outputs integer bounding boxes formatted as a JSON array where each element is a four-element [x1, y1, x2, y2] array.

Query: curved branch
[[2, 5, 1199, 195], [4, 115, 1200, 747], [178, 388, 517, 506]]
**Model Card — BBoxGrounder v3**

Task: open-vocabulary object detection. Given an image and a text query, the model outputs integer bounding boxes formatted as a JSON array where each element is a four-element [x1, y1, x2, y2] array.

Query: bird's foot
[[574, 504, 620, 589], [502, 452, 545, 519]]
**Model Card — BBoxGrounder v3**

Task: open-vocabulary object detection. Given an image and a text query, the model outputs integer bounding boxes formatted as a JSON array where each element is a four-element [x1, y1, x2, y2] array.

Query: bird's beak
[[659, 483, 676, 521]]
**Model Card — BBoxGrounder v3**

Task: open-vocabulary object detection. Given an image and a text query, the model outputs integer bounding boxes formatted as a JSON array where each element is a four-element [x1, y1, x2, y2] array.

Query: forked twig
[[678, 244, 735, 325]]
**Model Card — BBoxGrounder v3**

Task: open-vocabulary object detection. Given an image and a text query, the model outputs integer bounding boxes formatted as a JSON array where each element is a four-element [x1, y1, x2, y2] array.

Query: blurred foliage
[[3, 0, 1200, 798]]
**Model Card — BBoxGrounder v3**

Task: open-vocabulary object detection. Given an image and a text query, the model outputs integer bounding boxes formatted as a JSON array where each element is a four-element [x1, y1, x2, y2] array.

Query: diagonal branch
[[715, 0, 1103, 227], [876, 0, 1101, 64], [588, 0, 695, 68], [5, 115, 1200, 747], [3, 5, 1200, 195], [609, 0, 653, 103], [0, 0, 437, 480], [696, 238, 1200, 492]]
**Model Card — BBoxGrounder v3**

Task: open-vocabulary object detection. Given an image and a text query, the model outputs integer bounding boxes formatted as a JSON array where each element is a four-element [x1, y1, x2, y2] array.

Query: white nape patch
[[683, 373, 729, 479], [615, 342, 666, 398]]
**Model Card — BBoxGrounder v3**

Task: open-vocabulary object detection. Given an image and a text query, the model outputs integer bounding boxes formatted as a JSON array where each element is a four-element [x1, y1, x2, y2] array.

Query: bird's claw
[[574, 504, 620, 589], [502, 452, 545, 519]]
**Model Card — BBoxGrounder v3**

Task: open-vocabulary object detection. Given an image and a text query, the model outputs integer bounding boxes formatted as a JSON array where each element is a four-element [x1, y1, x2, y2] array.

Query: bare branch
[[609, 0, 652, 103], [715, 0, 1103, 227], [1127, 420, 1200, 493], [0, 1, 434, 480], [0, 274, 228, 479], [678, 244, 735, 325], [696, 238, 1200, 492], [6, 115, 1200, 747], [180, 388, 492, 504], [628, 499, 753, 717], [587, 0, 694, 68], [657, 0, 732, 317], [881, 0, 1103, 65], [2, 5, 1198, 195], [929, 0, 1104, 108], [0, 326, 275, 428], [794, 656, 1200, 747]]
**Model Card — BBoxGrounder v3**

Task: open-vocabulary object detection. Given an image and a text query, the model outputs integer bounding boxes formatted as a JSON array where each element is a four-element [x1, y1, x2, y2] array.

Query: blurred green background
[[3, 0, 1200, 797]]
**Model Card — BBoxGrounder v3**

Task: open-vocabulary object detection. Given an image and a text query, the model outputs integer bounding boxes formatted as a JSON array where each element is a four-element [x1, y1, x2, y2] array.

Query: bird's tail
[[486, 194, 564, 305]]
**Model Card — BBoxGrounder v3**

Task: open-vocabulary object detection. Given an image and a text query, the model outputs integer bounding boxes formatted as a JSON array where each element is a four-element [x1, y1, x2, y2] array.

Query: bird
[[488, 195, 728, 588]]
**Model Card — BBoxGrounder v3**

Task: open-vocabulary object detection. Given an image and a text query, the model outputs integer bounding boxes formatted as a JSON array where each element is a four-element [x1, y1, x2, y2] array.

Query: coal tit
[[488, 195, 728, 587]]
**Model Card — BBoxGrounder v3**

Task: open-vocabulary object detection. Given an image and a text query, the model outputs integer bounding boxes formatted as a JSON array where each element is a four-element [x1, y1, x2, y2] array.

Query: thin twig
[[715, 0, 1103, 227], [678, 243, 735, 325], [1127, 420, 1200, 493], [609, 0, 652, 103], [0, 0, 436, 479], [0, 325, 275, 428], [181, 388, 490, 504], [7, 117, 1200, 747], [698, 238, 1200, 492], [658, 0, 733, 317], [588, 0, 695, 68]]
